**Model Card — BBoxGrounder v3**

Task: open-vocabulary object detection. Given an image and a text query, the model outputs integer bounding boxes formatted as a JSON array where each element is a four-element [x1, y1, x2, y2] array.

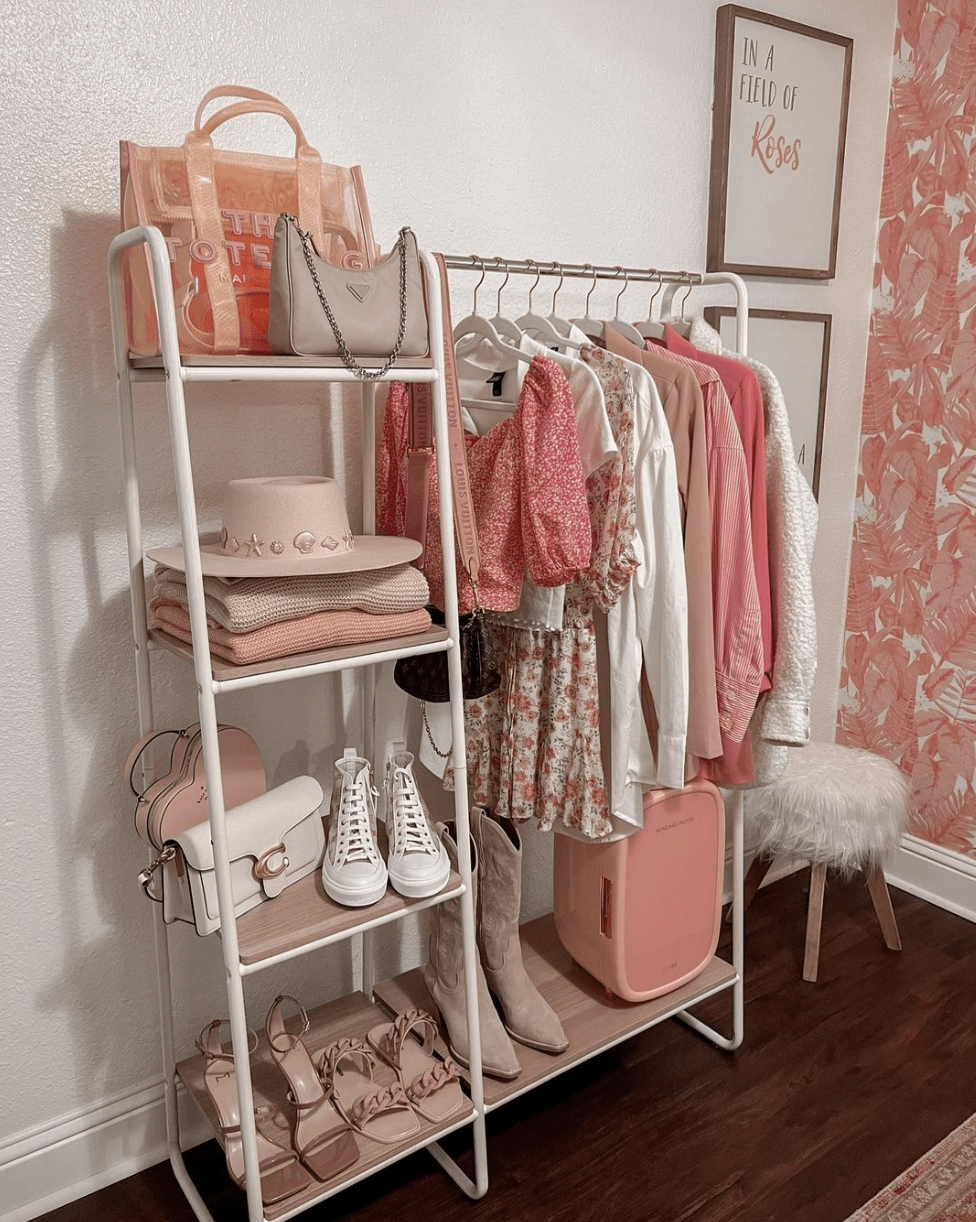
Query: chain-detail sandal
[[318, 1037, 421, 1144], [366, 1009, 467, 1125], [265, 996, 360, 1182], [196, 1019, 311, 1206]]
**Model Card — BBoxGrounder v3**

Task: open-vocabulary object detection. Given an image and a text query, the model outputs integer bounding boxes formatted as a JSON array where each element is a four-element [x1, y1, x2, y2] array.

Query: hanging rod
[[437, 254, 750, 354], [438, 254, 704, 286]]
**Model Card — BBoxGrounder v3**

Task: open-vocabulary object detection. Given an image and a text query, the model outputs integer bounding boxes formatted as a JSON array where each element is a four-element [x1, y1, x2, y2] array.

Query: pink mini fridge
[[553, 780, 726, 1002]]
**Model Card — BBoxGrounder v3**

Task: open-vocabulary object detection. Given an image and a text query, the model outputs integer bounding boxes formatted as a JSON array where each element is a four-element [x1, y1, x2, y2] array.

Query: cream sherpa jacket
[[690, 318, 819, 784]]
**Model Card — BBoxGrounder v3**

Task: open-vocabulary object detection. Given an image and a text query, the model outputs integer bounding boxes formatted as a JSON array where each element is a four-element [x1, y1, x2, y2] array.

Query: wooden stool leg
[[865, 865, 902, 951], [725, 854, 774, 923], [803, 863, 827, 982]]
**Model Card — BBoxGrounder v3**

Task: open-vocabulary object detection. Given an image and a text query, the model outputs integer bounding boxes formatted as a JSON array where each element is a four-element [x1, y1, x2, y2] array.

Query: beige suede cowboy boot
[[423, 822, 521, 1081], [471, 806, 569, 1054]]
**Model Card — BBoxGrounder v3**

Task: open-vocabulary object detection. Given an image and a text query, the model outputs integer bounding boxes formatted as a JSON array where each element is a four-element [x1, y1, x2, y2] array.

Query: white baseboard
[[884, 834, 976, 922], [0, 1080, 210, 1222]]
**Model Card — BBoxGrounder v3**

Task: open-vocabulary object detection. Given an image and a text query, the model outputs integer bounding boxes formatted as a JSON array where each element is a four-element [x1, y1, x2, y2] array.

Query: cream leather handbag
[[140, 775, 326, 936]]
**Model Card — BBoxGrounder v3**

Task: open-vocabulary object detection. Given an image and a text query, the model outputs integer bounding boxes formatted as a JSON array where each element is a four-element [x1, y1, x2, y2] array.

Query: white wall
[[0, 1, 895, 1217]]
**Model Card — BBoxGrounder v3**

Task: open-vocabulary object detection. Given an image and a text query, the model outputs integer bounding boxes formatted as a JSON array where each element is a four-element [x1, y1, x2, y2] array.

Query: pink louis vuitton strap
[[404, 252, 480, 588]]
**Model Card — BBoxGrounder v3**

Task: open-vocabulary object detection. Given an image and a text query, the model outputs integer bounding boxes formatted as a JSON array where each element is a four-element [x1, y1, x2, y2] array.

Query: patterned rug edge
[[845, 1111, 976, 1221]]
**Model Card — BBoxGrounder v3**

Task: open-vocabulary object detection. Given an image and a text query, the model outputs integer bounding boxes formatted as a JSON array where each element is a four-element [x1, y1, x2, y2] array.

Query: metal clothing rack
[[438, 253, 749, 354], [110, 231, 749, 1222], [436, 251, 749, 1054]]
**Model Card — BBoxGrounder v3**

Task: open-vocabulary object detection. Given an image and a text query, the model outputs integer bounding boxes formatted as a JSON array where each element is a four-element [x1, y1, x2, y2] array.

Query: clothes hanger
[[634, 271, 667, 340], [452, 257, 531, 419], [604, 267, 648, 346], [570, 264, 606, 340], [544, 263, 585, 350], [451, 256, 530, 361], [545, 262, 574, 335], [451, 255, 495, 341], [515, 259, 572, 348], [487, 258, 525, 342], [664, 273, 697, 338]]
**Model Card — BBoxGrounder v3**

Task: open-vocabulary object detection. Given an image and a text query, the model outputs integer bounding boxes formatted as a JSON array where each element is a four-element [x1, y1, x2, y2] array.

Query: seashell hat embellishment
[[147, 476, 421, 577]]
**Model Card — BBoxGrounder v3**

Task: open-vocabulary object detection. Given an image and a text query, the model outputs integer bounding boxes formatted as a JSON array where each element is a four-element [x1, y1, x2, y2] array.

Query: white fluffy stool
[[741, 741, 912, 981]]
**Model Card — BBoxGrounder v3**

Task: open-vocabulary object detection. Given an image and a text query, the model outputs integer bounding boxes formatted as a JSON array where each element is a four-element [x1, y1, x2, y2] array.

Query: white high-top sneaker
[[385, 750, 450, 898], [321, 749, 387, 907]]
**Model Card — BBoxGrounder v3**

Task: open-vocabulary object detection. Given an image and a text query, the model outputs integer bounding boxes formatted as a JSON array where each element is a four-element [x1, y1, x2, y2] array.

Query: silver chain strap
[[281, 213, 410, 380]]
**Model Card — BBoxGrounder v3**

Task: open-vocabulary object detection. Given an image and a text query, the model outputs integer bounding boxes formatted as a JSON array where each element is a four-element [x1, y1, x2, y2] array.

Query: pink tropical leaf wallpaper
[[838, 0, 976, 859]]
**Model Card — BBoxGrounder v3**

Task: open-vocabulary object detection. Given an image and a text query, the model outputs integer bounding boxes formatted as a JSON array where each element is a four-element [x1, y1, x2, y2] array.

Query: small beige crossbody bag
[[267, 213, 428, 375]]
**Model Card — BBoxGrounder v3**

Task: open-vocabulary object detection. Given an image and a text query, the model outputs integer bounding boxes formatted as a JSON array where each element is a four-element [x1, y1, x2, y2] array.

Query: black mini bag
[[394, 597, 500, 702]]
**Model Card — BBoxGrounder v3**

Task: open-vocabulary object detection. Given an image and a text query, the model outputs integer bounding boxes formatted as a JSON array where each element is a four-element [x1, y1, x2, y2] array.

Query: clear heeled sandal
[[265, 995, 360, 1181], [196, 1019, 311, 1206]]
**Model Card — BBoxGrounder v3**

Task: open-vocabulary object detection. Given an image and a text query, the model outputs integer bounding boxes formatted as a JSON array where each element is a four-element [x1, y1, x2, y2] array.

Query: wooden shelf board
[[231, 869, 461, 966], [176, 991, 475, 1220], [148, 625, 448, 683], [374, 914, 738, 1110]]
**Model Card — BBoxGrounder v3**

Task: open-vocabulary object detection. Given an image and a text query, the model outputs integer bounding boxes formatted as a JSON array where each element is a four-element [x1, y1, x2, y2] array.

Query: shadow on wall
[[19, 212, 418, 1099], [18, 209, 193, 1104]]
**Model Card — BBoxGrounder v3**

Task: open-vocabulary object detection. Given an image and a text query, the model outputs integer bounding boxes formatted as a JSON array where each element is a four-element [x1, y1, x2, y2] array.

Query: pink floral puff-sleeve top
[[377, 355, 592, 614]]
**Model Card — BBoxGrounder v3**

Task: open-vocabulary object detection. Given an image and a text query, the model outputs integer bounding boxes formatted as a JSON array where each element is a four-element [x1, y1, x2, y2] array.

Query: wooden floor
[[39, 870, 976, 1222]]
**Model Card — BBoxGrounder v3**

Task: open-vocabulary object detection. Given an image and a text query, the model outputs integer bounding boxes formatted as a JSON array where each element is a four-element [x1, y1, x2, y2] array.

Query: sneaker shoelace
[[390, 768, 438, 859], [334, 768, 380, 867]]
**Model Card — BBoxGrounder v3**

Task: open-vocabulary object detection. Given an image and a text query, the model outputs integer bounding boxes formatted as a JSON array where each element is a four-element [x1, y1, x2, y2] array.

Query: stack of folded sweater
[[149, 563, 432, 665]]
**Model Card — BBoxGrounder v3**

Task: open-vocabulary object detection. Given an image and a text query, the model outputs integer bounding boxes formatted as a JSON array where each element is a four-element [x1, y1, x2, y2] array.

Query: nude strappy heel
[[196, 1019, 310, 1206], [265, 995, 360, 1182]]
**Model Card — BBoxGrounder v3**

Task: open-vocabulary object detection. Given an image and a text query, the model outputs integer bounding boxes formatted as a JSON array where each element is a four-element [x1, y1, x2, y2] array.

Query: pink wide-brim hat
[[147, 475, 421, 578]]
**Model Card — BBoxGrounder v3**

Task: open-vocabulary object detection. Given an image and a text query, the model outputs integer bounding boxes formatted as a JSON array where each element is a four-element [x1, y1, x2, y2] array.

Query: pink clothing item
[[456, 351, 649, 840], [690, 318, 818, 786], [602, 326, 722, 764], [662, 325, 772, 692], [646, 343, 763, 749], [151, 562, 430, 632], [659, 328, 772, 786], [460, 591, 613, 839], [377, 356, 592, 614], [578, 346, 640, 612], [442, 349, 640, 835], [150, 599, 431, 665], [445, 347, 642, 839]]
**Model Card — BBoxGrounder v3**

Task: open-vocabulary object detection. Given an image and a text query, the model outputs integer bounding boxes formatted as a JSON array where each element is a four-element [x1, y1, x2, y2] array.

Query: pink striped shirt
[[150, 601, 433, 666]]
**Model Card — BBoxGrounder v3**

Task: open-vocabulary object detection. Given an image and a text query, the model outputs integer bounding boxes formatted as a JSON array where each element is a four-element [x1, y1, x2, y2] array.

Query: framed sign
[[707, 6, 853, 278], [705, 307, 831, 498]]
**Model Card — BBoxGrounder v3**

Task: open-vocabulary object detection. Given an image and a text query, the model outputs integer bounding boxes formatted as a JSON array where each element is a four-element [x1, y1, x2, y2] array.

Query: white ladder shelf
[[108, 224, 489, 1222]]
